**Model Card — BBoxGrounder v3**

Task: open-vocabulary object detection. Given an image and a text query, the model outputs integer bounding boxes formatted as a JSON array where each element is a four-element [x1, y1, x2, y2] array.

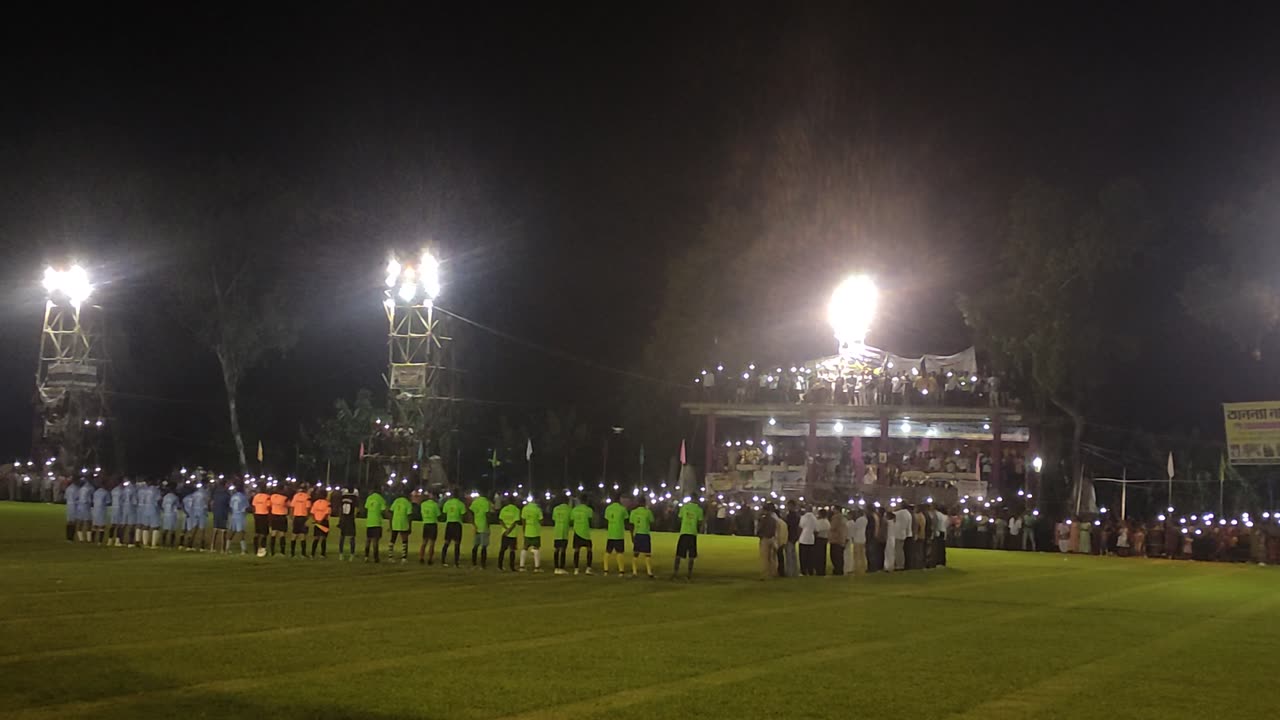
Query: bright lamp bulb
[[420, 250, 440, 299], [43, 264, 92, 307], [828, 274, 878, 354], [385, 258, 401, 287]]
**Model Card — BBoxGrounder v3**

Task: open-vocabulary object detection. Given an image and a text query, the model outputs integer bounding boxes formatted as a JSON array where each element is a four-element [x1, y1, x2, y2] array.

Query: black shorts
[[338, 521, 356, 535], [554, 539, 568, 549], [632, 533, 652, 554], [500, 535, 518, 550], [606, 538, 625, 554], [444, 521, 463, 542], [254, 514, 270, 535], [213, 516, 228, 530], [270, 514, 288, 533], [422, 523, 439, 541], [366, 526, 383, 539], [291, 516, 308, 534], [572, 535, 592, 549], [676, 533, 698, 559], [312, 521, 329, 537]]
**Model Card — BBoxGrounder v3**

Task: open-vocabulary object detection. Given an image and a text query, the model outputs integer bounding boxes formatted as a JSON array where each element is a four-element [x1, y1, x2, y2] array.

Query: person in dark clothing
[[784, 501, 802, 577]]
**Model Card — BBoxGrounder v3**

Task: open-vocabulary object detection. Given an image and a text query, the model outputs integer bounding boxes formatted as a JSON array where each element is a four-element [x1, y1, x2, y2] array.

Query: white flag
[[1166, 451, 1174, 479], [526, 438, 534, 461]]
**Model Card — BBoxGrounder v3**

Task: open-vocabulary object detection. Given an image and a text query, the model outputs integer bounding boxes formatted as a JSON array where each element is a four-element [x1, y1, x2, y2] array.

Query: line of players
[[62, 478, 707, 579]]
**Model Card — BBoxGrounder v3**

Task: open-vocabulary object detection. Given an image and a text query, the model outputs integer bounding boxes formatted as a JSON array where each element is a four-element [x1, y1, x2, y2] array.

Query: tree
[[1181, 182, 1280, 361], [960, 179, 1153, 497], [301, 389, 382, 482], [164, 168, 306, 473], [540, 407, 590, 487]]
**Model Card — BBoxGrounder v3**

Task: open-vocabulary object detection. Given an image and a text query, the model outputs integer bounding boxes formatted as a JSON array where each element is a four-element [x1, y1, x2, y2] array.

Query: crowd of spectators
[[695, 364, 1009, 408]]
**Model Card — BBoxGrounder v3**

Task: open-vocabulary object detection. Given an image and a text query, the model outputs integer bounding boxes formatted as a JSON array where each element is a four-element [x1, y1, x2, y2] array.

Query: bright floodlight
[[43, 264, 92, 308], [1032, 456, 1043, 473], [385, 250, 441, 303], [828, 274, 877, 355]]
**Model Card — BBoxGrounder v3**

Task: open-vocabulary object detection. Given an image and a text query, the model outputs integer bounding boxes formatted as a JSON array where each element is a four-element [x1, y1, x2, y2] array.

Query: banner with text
[[1224, 401, 1280, 465]]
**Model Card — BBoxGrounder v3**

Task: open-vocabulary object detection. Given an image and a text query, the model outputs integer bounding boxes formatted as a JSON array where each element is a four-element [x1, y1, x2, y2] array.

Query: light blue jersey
[[228, 491, 248, 533], [75, 483, 93, 522], [91, 487, 110, 527], [140, 485, 160, 528], [161, 491, 180, 531], [122, 483, 138, 525], [109, 485, 123, 525]]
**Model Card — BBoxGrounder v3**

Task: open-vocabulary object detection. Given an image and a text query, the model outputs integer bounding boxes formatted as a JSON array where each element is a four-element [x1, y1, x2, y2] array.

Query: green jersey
[[629, 505, 654, 535], [442, 497, 466, 523], [521, 503, 544, 537], [570, 504, 594, 539], [364, 493, 387, 528], [419, 499, 441, 524], [390, 497, 413, 531], [551, 503, 572, 540], [498, 504, 521, 537], [604, 502, 629, 540], [469, 497, 492, 531], [678, 502, 703, 535]]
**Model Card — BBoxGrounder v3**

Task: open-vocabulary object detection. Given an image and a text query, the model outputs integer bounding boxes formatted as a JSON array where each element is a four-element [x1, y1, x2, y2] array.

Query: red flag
[[358, 443, 365, 460], [679, 439, 687, 465]]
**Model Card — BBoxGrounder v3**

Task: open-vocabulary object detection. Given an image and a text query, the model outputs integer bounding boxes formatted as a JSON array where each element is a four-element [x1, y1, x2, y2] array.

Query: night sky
[[3, 4, 1280, 474]]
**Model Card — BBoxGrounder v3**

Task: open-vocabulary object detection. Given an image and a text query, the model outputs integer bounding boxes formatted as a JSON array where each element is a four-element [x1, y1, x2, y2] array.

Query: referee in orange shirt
[[289, 485, 312, 557], [268, 487, 289, 556]]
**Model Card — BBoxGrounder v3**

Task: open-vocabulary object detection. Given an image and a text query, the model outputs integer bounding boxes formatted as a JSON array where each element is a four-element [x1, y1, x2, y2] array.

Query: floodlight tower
[[35, 264, 108, 471], [377, 250, 455, 478], [828, 274, 878, 358]]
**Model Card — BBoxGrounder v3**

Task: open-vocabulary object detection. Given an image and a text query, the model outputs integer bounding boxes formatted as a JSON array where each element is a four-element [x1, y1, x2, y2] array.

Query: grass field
[[2, 501, 1278, 720]]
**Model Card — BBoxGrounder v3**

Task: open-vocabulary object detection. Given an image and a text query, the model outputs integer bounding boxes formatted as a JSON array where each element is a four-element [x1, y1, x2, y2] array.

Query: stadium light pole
[[828, 274, 878, 357], [37, 263, 103, 472]]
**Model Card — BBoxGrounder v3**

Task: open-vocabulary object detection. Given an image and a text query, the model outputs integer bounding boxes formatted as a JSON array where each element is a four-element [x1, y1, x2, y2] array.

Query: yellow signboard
[[1223, 401, 1280, 465]]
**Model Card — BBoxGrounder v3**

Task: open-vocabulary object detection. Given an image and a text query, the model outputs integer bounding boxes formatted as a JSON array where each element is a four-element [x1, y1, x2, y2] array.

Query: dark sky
[[3, 4, 1280, 473]]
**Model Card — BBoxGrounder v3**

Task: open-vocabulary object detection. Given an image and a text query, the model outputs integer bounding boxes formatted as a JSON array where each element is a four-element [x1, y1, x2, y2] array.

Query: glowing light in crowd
[[1032, 456, 1043, 473], [900, 421, 911, 433], [833, 421, 844, 434], [765, 444, 774, 456], [768, 417, 776, 426], [43, 264, 92, 308], [828, 274, 878, 354]]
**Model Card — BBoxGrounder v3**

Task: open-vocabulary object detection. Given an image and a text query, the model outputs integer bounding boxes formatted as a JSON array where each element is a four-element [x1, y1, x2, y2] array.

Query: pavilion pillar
[[991, 414, 1004, 495], [878, 413, 890, 485], [704, 414, 717, 476], [805, 414, 818, 489]]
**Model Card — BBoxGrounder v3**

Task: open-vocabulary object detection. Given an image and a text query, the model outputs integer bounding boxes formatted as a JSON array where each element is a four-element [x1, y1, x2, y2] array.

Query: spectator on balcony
[[988, 374, 1001, 407]]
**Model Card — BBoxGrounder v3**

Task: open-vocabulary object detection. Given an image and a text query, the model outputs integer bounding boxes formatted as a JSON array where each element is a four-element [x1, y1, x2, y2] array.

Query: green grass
[[2, 501, 1278, 720]]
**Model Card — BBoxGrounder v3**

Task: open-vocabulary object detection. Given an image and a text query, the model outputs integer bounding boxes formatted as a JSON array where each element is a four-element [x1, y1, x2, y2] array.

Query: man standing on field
[[251, 487, 271, 556], [228, 485, 249, 554], [418, 491, 441, 565], [440, 492, 467, 567], [551, 497, 572, 575], [497, 500, 521, 572], [337, 488, 359, 561], [268, 486, 289, 556], [389, 493, 413, 562], [673, 497, 704, 581], [363, 489, 387, 563], [628, 496, 655, 578], [570, 496, 595, 575], [309, 491, 332, 559], [469, 493, 493, 570], [602, 494, 629, 576], [289, 485, 312, 557], [519, 498, 544, 573]]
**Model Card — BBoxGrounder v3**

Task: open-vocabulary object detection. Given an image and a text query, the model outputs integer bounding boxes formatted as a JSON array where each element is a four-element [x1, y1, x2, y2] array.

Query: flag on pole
[[1167, 451, 1175, 479], [526, 438, 534, 461], [417, 440, 425, 461], [256, 441, 264, 463], [489, 449, 501, 468], [358, 443, 364, 460], [679, 439, 687, 466], [639, 444, 645, 466]]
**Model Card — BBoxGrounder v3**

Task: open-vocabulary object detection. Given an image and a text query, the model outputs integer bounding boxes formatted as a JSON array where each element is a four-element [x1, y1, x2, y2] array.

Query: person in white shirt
[[934, 507, 949, 566], [813, 510, 831, 576], [798, 508, 817, 576], [893, 506, 913, 570], [1008, 513, 1023, 551], [849, 509, 869, 575]]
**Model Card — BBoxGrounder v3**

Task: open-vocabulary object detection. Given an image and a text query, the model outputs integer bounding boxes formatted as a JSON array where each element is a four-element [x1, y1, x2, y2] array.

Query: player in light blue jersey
[[228, 486, 250, 555], [137, 481, 160, 548], [108, 482, 124, 546], [161, 486, 180, 548], [91, 483, 111, 544], [75, 480, 94, 542], [121, 480, 139, 546], [64, 482, 77, 541]]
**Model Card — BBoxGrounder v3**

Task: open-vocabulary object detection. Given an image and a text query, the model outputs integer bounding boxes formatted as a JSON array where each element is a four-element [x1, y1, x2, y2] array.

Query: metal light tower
[[35, 265, 108, 471], [375, 250, 455, 482]]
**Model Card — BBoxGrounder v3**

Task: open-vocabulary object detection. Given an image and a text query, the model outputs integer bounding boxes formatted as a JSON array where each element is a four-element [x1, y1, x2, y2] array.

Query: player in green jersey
[[469, 493, 493, 570], [602, 495, 629, 576], [440, 491, 467, 567], [673, 497, 704, 580], [551, 499, 572, 575], [570, 497, 595, 575], [418, 491, 441, 565], [497, 501, 521, 572], [628, 496, 655, 578], [389, 494, 413, 562], [519, 500, 544, 572], [363, 490, 387, 563]]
